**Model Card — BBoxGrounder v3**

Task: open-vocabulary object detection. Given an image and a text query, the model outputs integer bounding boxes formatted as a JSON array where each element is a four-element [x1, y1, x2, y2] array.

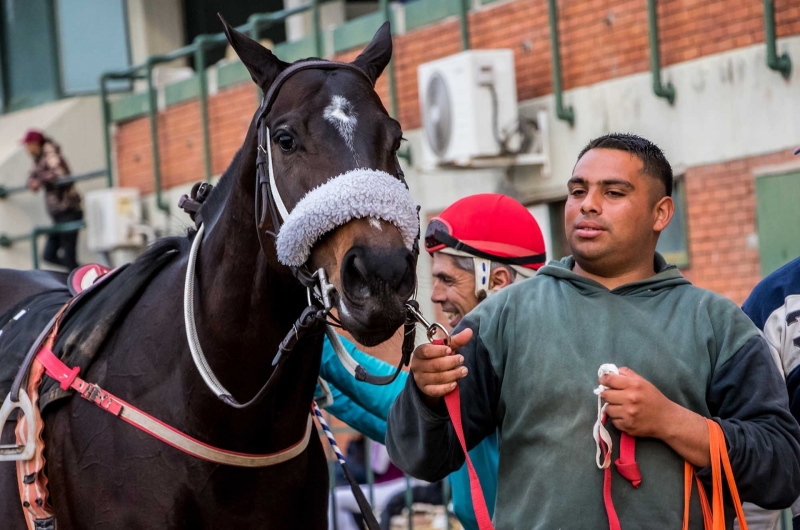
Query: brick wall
[[114, 0, 800, 190], [112, 0, 800, 303], [682, 149, 797, 305]]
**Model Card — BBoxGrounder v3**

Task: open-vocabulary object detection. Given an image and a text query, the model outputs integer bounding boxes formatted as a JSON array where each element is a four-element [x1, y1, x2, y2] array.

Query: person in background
[[740, 147, 800, 530], [23, 129, 82, 270], [316, 193, 547, 530]]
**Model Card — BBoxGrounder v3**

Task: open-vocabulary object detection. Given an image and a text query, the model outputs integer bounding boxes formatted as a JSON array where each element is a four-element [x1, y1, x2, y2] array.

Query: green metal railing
[[0, 168, 107, 199], [0, 220, 85, 269], [646, 0, 676, 104], [546, 0, 574, 126], [100, 3, 330, 216], [323, 411, 455, 530], [763, 0, 792, 79]]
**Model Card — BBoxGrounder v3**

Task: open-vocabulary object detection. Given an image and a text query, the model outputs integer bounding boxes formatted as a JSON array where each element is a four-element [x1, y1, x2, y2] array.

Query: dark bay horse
[[0, 20, 414, 529]]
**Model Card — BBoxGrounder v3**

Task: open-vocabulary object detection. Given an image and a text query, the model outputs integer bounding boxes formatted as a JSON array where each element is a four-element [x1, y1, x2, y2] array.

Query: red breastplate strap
[[600, 413, 642, 530], [34, 347, 313, 467], [434, 339, 495, 530]]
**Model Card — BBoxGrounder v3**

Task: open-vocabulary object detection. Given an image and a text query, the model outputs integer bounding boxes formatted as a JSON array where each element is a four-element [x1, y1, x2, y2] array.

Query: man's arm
[[386, 322, 502, 482], [318, 380, 388, 443], [705, 335, 800, 509], [319, 334, 407, 422], [601, 335, 800, 507]]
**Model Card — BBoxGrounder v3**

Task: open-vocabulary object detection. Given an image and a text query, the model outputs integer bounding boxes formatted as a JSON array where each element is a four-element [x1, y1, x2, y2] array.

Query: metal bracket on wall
[[547, 0, 574, 126], [647, 0, 676, 105], [764, 0, 791, 79]]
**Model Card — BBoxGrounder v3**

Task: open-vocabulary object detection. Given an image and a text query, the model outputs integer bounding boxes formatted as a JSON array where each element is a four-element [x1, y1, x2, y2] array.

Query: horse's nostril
[[342, 252, 371, 300], [340, 246, 415, 305]]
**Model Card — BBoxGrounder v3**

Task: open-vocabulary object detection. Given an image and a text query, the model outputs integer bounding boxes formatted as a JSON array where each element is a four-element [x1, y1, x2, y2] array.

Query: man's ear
[[351, 22, 392, 85], [219, 13, 289, 92], [489, 266, 513, 290], [653, 196, 675, 233]]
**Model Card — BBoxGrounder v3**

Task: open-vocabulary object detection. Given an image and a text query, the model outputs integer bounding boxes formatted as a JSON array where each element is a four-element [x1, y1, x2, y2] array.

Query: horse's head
[[222, 19, 416, 346]]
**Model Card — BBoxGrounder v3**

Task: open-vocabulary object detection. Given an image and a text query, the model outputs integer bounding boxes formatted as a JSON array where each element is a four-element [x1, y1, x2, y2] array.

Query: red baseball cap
[[425, 194, 547, 271], [21, 129, 44, 145]]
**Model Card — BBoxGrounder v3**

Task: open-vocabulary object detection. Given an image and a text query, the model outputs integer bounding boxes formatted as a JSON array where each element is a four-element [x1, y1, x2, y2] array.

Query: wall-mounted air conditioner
[[418, 49, 550, 174], [85, 188, 147, 252]]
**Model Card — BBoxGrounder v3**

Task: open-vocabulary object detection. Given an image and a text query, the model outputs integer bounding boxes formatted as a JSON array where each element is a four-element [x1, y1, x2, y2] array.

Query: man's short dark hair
[[577, 133, 673, 198]]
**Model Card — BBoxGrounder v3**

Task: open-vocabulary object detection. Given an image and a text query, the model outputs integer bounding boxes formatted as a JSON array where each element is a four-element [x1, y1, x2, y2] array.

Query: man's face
[[25, 142, 41, 157], [566, 148, 670, 275], [430, 253, 480, 329]]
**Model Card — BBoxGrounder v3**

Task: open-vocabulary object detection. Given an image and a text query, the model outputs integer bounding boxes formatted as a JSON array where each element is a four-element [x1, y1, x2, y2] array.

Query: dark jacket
[[27, 139, 81, 217]]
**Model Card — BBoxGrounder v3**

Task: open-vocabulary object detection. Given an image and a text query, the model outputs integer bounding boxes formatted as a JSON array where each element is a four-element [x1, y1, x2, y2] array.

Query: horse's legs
[[0, 422, 31, 530]]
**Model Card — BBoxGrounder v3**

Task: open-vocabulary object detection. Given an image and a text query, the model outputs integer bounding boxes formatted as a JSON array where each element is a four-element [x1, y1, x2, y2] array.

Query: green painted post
[[146, 58, 169, 214], [646, 0, 676, 104], [312, 0, 324, 57], [546, 0, 575, 126], [405, 474, 413, 530], [31, 231, 39, 270], [364, 438, 375, 507], [764, 0, 792, 79], [99, 75, 115, 187], [379, 0, 399, 118], [194, 36, 213, 183], [458, 0, 470, 50]]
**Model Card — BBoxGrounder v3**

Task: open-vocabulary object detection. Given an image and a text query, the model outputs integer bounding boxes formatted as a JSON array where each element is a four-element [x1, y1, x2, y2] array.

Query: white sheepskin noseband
[[275, 168, 419, 267]]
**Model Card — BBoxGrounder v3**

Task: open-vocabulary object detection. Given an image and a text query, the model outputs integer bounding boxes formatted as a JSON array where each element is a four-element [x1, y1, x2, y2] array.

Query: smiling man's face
[[566, 148, 669, 276], [430, 253, 481, 329]]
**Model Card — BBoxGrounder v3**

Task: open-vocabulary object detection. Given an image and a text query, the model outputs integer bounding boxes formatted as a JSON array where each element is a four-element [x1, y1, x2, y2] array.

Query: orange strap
[[682, 419, 747, 530]]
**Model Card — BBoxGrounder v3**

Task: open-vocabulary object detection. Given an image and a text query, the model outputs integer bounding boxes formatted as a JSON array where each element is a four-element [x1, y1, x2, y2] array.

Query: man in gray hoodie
[[386, 133, 800, 529]]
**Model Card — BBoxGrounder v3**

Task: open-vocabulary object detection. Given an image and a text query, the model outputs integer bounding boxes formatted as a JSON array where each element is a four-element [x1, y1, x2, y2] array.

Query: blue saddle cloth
[[0, 239, 181, 411]]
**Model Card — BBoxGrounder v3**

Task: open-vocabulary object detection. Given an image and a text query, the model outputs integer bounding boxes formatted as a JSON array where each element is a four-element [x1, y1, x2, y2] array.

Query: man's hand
[[600, 367, 710, 467], [27, 177, 40, 191], [410, 328, 473, 407], [600, 367, 673, 438]]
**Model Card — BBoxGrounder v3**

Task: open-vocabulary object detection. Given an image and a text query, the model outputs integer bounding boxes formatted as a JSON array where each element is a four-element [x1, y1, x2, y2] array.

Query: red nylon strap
[[615, 433, 641, 487], [433, 339, 494, 530], [33, 347, 310, 465], [600, 415, 641, 530]]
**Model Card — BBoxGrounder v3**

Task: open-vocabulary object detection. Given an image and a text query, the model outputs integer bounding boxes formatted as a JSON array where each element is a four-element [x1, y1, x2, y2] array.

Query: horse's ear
[[352, 22, 392, 86], [219, 13, 288, 91]]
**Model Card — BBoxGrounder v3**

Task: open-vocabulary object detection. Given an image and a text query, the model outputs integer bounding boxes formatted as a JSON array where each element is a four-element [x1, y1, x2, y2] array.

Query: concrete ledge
[[164, 76, 200, 107], [275, 37, 316, 62], [333, 11, 395, 54], [109, 92, 149, 122], [405, 0, 460, 32]]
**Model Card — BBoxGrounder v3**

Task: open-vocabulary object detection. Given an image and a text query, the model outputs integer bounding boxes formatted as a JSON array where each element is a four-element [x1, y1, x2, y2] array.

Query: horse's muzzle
[[338, 245, 415, 346]]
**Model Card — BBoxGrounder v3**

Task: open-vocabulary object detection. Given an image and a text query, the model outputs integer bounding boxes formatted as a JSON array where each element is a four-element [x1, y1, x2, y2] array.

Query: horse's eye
[[277, 134, 295, 153]]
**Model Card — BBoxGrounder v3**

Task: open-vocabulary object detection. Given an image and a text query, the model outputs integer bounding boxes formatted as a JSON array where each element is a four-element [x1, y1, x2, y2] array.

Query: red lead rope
[[434, 339, 495, 530], [599, 412, 642, 530]]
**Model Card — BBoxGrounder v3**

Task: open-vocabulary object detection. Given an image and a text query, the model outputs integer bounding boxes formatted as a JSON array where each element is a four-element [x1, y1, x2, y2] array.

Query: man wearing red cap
[[314, 193, 546, 529], [23, 129, 82, 269]]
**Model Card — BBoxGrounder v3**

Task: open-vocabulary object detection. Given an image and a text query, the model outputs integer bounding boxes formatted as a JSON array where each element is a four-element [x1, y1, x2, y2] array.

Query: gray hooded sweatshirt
[[386, 255, 800, 529]]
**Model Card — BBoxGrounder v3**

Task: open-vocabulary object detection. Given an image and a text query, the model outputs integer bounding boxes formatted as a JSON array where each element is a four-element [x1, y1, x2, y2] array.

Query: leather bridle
[[183, 60, 430, 410]]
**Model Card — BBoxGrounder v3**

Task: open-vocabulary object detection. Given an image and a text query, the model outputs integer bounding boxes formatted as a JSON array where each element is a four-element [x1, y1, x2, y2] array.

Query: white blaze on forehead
[[323, 95, 359, 163], [368, 217, 382, 230]]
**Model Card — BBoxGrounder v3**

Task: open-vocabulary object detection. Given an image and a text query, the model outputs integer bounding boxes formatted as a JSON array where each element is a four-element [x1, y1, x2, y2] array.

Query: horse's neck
[[189, 131, 316, 424]]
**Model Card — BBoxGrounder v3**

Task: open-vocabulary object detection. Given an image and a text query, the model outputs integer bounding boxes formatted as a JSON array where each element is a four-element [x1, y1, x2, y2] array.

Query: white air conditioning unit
[[85, 188, 145, 252], [418, 50, 550, 173]]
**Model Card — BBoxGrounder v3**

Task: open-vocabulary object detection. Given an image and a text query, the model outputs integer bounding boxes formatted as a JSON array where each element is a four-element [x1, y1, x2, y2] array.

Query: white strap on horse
[[593, 363, 619, 469], [266, 127, 291, 222]]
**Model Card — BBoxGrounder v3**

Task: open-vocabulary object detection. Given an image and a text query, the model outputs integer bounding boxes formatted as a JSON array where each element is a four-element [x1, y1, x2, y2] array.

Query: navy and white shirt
[[742, 255, 800, 524]]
